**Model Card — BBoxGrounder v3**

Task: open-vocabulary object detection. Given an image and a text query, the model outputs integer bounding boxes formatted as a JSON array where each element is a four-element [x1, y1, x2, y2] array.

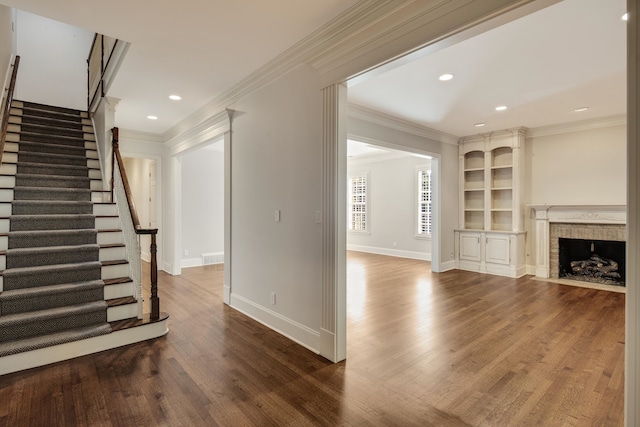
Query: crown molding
[[162, 0, 402, 144], [347, 149, 416, 166], [165, 109, 231, 156], [119, 128, 164, 143], [526, 114, 627, 138], [348, 103, 459, 145]]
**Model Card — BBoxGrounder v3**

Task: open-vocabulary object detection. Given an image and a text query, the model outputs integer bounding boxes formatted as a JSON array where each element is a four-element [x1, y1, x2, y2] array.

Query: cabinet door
[[459, 233, 482, 262], [485, 234, 510, 265]]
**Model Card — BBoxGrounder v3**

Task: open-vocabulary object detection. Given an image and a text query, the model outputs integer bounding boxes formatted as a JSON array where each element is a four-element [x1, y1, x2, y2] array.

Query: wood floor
[[0, 252, 624, 426]]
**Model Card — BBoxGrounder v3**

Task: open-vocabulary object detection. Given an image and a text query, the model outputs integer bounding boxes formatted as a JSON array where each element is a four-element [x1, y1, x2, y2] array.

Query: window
[[348, 173, 368, 232], [417, 169, 432, 236]]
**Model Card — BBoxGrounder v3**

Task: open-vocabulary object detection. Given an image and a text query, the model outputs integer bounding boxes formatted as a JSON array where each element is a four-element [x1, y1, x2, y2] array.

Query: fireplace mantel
[[528, 204, 626, 278]]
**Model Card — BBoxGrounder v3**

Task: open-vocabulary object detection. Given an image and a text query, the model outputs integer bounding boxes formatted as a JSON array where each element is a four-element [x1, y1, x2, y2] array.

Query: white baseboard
[[526, 264, 537, 276], [181, 257, 202, 268], [439, 260, 456, 272], [0, 319, 169, 376], [230, 293, 320, 355], [347, 244, 431, 261]]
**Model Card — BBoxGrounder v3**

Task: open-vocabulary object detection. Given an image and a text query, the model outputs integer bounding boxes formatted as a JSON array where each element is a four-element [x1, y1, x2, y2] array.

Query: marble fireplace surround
[[529, 205, 626, 279]]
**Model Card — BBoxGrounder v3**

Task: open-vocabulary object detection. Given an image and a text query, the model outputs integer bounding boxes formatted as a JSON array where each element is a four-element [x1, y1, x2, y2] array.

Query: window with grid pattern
[[418, 169, 432, 236], [348, 174, 368, 232]]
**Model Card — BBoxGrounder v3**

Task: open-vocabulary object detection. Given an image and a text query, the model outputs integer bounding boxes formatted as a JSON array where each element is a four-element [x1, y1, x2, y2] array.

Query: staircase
[[0, 101, 167, 374]]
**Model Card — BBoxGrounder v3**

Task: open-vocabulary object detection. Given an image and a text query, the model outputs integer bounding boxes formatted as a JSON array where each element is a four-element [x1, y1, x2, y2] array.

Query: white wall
[[0, 5, 16, 98], [347, 154, 432, 260], [180, 145, 224, 267], [15, 10, 92, 110], [123, 157, 153, 260], [523, 122, 626, 268], [228, 64, 323, 350]]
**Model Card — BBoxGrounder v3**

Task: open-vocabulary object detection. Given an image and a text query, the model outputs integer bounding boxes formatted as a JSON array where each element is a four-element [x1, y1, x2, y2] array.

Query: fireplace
[[529, 205, 626, 289], [558, 238, 625, 286]]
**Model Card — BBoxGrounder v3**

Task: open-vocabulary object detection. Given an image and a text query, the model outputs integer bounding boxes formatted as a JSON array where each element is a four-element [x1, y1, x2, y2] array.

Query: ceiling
[[1, 0, 627, 139], [0, 0, 358, 134], [348, 0, 627, 138]]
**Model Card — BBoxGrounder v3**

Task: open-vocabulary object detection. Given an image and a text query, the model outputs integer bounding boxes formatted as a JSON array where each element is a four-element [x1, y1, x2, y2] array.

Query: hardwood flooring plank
[[0, 252, 624, 426]]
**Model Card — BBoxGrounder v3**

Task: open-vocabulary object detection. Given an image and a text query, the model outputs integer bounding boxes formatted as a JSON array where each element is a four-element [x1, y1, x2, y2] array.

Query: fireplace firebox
[[558, 238, 625, 286]]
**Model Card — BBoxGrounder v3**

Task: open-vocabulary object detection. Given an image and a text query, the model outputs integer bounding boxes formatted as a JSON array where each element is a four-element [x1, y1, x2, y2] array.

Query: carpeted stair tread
[[8, 229, 97, 248], [17, 123, 84, 138], [19, 101, 82, 116], [16, 141, 87, 156], [0, 323, 111, 357], [2, 261, 102, 290], [6, 244, 99, 268], [15, 173, 90, 189], [16, 162, 90, 177], [0, 300, 107, 343], [17, 150, 88, 163], [10, 214, 95, 231], [13, 186, 92, 201], [17, 132, 87, 147], [18, 114, 84, 130], [11, 200, 93, 215], [0, 280, 104, 314]]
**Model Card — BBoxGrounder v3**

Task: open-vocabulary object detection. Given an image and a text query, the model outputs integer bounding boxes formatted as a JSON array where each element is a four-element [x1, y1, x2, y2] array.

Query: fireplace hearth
[[558, 238, 625, 286]]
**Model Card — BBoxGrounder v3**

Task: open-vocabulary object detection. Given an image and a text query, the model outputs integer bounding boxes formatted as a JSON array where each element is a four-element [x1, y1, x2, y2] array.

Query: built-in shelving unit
[[455, 128, 527, 278]]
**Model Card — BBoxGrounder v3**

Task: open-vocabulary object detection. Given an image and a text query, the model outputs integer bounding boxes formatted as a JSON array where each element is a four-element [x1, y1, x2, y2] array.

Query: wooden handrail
[[111, 127, 160, 320], [1, 55, 20, 166]]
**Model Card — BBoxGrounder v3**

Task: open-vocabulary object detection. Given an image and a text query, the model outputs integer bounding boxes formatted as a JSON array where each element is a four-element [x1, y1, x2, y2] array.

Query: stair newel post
[[150, 231, 159, 320]]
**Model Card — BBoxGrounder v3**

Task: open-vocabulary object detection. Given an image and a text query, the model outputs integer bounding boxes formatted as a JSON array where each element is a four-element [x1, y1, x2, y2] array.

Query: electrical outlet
[[270, 292, 276, 305], [393, 241, 397, 248], [184, 249, 189, 256], [274, 210, 281, 222]]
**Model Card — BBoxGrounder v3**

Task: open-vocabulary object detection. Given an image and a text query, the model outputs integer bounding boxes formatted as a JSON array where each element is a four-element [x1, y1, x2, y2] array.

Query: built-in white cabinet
[[455, 128, 527, 278]]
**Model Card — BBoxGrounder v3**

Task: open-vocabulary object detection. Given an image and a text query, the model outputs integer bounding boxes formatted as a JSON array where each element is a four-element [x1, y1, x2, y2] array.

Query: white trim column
[[532, 206, 550, 278], [320, 83, 347, 363], [627, 1, 639, 424], [223, 110, 234, 305]]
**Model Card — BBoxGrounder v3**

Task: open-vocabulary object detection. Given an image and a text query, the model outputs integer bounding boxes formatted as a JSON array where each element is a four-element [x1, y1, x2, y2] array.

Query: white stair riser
[[0, 235, 7, 251], [89, 169, 102, 180], [0, 164, 16, 175], [0, 219, 8, 233], [82, 118, 92, 126], [7, 123, 19, 133], [85, 133, 95, 141], [0, 176, 15, 188], [90, 180, 103, 191], [107, 303, 138, 322], [96, 217, 119, 230], [91, 192, 112, 203], [85, 142, 97, 150], [0, 189, 13, 202], [4, 133, 18, 143], [4, 142, 18, 153], [93, 204, 117, 216], [0, 202, 11, 216], [0, 254, 5, 270], [100, 246, 126, 262], [104, 281, 134, 299], [86, 150, 98, 160], [8, 116, 21, 124], [97, 231, 123, 245], [2, 153, 17, 164], [102, 263, 130, 280], [88, 159, 100, 169]]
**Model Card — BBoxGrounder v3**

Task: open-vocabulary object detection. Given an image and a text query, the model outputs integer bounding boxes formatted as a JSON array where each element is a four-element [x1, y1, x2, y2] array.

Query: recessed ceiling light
[[147, 115, 158, 120], [474, 123, 486, 127], [495, 105, 507, 111], [169, 95, 181, 101], [574, 107, 589, 112], [623, 13, 629, 21], [438, 73, 454, 81]]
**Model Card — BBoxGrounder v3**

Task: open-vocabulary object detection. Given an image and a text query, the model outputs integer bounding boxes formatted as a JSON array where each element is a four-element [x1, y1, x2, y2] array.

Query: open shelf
[[492, 147, 512, 168]]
